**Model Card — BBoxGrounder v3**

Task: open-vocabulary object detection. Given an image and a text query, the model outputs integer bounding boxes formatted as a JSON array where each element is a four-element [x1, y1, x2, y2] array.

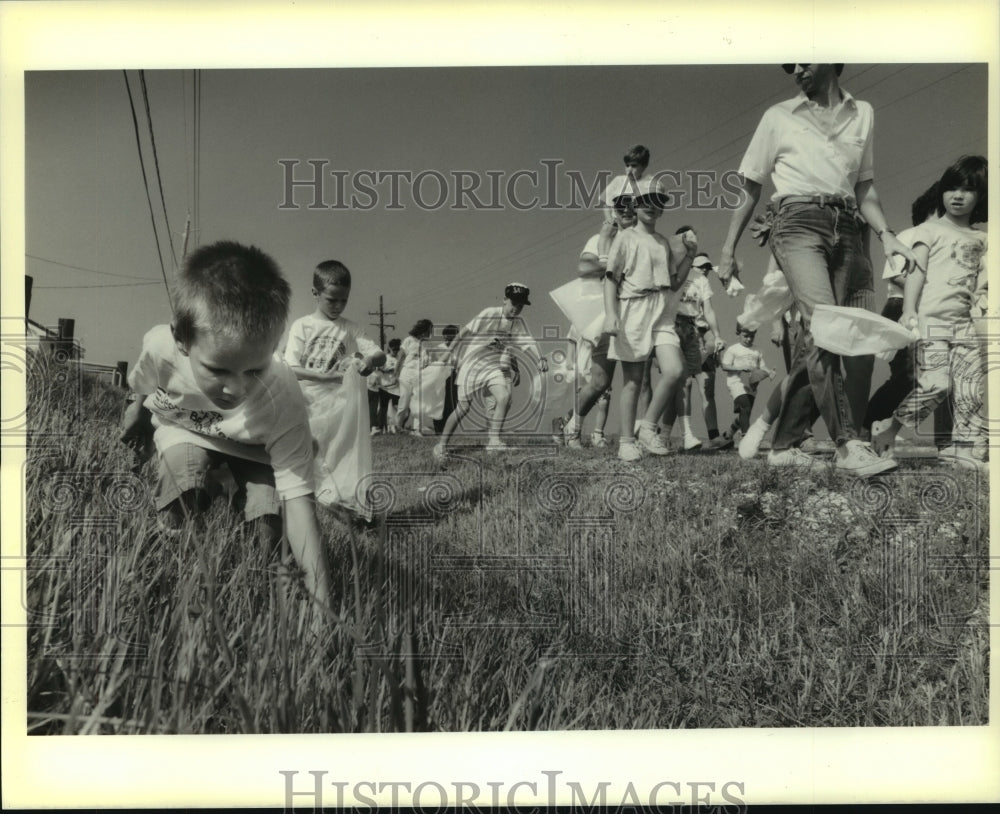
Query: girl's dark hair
[[387, 338, 401, 352], [910, 183, 940, 226], [935, 155, 987, 225], [409, 319, 433, 338]]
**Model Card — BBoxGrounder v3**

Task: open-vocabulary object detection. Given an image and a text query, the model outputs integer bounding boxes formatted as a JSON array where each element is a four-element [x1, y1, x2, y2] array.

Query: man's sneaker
[[591, 431, 610, 449], [869, 418, 897, 458], [637, 424, 670, 456], [618, 439, 643, 462], [682, 433, 703, 451], [370, 427, 382, 436], [834, 439, 898, 477], [485, 439, 509, 454], [432, 444, 450, 462], [767, 447, 826, 469], [739, 418, 770, 459], [938, 445, 988, 473]]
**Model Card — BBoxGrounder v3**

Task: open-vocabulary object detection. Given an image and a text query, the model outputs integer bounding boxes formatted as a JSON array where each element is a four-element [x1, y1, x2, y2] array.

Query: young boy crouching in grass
[[120, 240, 332, 611]]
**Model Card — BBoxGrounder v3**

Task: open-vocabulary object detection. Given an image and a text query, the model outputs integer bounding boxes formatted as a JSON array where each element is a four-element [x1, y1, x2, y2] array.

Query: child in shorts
[[603, 177, 699, 461], [120, 240, 332, 608], [720, 324, 776, 444], [433, 283, 547, 460]]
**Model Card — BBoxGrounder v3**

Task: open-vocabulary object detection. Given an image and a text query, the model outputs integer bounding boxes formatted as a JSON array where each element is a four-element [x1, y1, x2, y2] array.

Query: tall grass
[[24, 352, 989, 733]]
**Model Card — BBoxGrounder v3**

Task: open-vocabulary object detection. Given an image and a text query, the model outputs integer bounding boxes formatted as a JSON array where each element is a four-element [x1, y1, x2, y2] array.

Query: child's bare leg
[[618, 361, 645, 441], [593, 390, 610, 433], [485, 381, 512, 445], [642, 344, 685, 426], [438, 397, 473, 448]]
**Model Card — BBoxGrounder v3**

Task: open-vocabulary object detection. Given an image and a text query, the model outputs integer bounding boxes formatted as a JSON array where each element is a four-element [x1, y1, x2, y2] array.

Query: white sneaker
[[834, 439, 898, 477], [485, 440, 509, 454], [618, 439, 643, 462], [591, 431, 610, 449], [637, 424, 669, 456], [938, 445, 988, 473], [767, 447, 826, 469], [370, 427, 382, 436], [682, 433, 703, 451], [739, 418, 770, 460], [869, 418, 897, 458]]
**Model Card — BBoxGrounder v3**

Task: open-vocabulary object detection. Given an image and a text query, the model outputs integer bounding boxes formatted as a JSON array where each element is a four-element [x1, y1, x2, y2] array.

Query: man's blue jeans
[[768, 201, 873, 449]]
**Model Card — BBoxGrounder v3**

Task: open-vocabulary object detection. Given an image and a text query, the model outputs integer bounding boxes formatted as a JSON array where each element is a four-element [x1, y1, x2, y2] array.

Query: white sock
[[565, 415, 580, 434], [681, 416, 694, 436]]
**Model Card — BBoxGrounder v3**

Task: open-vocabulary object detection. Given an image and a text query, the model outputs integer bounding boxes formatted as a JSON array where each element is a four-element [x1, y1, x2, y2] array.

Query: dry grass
[[24, 353, 989, 733]]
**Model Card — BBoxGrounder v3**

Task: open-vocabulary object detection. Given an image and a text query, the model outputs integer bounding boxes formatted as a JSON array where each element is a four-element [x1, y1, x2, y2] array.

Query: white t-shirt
[[739, 89, 874, 202], [283, 312, 382, 374], [607, 228, 673, 298], [129, 325, 314, 500], [721, 342, 764, 399], [909, 217, 987, 325], [455, 306, 540, 371], [675, 273, 713, 318], [398, 335, 424, 380]]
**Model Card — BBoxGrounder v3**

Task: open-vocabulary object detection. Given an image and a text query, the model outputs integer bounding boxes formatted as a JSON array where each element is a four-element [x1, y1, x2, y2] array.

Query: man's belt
[[774, 194, 857, 211]]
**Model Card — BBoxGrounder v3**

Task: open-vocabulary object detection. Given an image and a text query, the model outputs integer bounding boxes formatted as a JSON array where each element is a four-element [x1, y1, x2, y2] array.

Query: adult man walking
[[717, 63, 917, 477]]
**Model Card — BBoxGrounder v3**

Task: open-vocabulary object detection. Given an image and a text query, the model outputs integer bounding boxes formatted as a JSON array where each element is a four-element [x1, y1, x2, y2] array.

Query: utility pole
[[368, 295, 396, 348]]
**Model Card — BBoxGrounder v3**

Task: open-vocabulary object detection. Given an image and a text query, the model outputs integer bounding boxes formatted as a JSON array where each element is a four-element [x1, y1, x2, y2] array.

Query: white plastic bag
[[307, 368, 373, 519], [738, 257, 794, 331], [411, 361, 452, 427], [549, 277, 605, 344], [811, 305, 919, 360]]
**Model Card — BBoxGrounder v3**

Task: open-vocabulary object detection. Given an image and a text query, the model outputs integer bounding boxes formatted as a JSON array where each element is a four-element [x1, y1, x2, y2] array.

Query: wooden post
[[57, 318, 75, 359], [115, 361, 129, 388], [25, 275, 33, 319]]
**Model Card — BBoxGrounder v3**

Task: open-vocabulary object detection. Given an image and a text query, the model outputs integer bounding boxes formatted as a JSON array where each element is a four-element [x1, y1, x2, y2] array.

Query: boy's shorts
[[457, 360, 512, 402], [610, 290, 675, 362], [675, 316, 702, 377], [154, 442, 281, 521]]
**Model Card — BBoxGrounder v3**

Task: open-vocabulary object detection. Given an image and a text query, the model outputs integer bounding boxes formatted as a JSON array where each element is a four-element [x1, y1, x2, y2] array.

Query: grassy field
[[24, 354, 989, 733]]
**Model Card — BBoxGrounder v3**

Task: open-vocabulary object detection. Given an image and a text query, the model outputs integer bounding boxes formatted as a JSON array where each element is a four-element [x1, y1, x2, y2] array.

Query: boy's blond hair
[[171, 240, 290, 346]]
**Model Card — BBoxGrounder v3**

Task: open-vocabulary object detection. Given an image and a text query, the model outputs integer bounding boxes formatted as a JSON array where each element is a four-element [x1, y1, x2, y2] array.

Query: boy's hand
[[681, 229, 698, 256], [713, 337, 726, 354], [120, 401, 154, 461], [900, 309, 919, 332], [538, 358, 549, 373], [602, 315, 620, 337]]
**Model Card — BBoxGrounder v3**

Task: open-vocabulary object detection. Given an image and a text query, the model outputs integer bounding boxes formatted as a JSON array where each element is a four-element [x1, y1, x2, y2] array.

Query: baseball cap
[[692, 253, 714, 269], [613, 175, 670, 210], [505, 282, 531, 305]]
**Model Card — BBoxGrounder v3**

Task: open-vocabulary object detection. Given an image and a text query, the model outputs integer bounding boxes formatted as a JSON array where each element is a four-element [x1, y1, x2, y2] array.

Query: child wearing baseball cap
[[602, 177, 699, 461], [433, 282, 546, 460]]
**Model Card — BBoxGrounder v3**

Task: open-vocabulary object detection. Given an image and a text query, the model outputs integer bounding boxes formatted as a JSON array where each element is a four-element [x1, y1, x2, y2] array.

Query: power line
[[34, 281, 161, 289], [123, 70, 174, 312], [138, 70, 178, 268], [25, 253, 158, 281]]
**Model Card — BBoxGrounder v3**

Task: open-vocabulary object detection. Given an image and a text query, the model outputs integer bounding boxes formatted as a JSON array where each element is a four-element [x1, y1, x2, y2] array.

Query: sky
[[3, 2, 999, 808], [22, 62, 988, 432]]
